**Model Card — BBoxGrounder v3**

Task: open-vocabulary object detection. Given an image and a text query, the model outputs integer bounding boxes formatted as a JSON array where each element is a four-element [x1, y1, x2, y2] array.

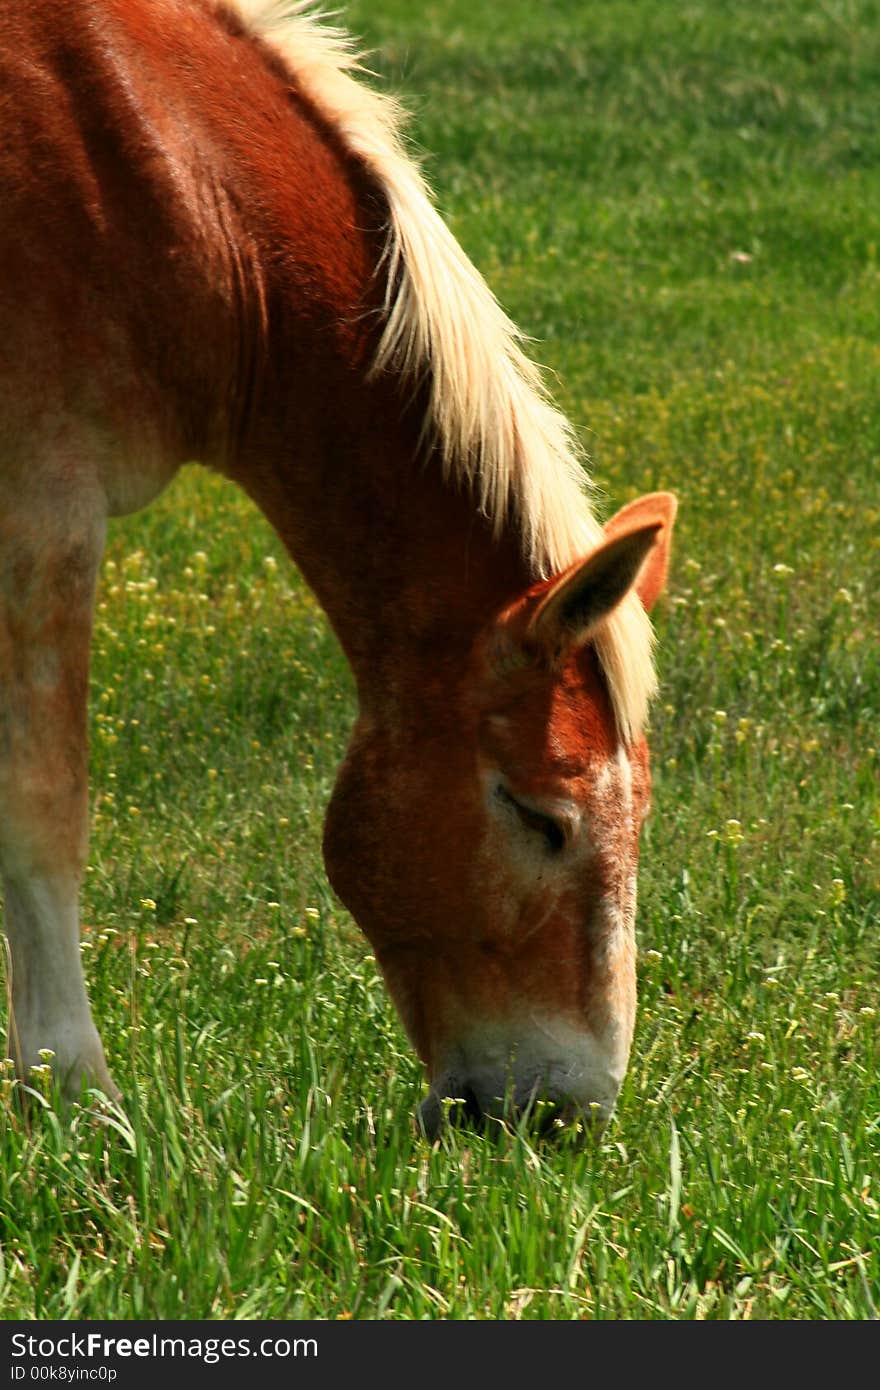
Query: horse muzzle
[[416, 1071, 613, 1142]]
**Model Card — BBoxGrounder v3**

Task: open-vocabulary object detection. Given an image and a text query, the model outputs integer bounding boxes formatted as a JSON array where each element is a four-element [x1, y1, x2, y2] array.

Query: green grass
[[1, 0, 877, 1320]]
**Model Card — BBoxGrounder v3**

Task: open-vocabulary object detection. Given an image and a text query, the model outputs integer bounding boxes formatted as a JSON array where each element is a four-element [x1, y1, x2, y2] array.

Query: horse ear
[[526, 519, 664, 657], [603, 491, 677, 612]]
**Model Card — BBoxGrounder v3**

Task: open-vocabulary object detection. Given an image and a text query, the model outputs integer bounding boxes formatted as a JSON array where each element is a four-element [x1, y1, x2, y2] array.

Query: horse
[[0, 0, 676, 1136]]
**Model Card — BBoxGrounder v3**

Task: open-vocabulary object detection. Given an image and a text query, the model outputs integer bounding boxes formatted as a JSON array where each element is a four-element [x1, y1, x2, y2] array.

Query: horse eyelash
[[495, 785, 566, 855]]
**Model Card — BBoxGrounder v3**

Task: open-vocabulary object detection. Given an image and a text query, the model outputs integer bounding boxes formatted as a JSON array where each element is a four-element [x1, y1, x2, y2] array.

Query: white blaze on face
[[592, 743, 634, 819], [454, 744, 644, 1124]]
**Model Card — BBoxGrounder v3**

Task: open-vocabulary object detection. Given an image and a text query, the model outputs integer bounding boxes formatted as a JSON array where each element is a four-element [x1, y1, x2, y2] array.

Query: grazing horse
[[0, 0, 676, 1134]]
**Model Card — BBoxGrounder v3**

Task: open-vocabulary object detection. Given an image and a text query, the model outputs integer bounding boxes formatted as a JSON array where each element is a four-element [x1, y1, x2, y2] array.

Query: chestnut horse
[[0, 0, 676, 1134]]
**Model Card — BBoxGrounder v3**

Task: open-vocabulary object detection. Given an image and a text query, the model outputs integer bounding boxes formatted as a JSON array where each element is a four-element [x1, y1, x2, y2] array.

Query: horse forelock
[[228, 0, 657, 741]]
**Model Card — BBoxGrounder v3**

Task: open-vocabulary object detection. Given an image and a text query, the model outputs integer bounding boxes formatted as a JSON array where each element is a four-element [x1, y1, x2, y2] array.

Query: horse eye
[[495, 785, 566, 854]]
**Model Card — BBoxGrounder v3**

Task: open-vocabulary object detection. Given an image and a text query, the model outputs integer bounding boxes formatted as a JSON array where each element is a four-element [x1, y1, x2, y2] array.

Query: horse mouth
[[416, 1083, 602, 1143]]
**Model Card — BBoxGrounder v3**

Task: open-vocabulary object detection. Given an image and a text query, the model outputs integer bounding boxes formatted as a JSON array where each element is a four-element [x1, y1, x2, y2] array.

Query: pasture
[[1, 0, 877, 1319]]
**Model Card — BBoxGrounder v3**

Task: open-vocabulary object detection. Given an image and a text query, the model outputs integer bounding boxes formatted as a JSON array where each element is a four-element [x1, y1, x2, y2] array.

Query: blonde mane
[[231, 1, 657, 741]]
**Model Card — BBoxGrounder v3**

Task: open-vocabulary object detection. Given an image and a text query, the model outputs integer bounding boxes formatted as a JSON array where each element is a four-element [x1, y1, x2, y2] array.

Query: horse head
[[323, 493, 676, 1136]]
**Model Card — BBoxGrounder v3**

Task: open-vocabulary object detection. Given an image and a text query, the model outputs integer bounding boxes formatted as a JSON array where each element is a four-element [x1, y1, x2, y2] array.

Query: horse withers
[[0, 0, 676, 1134]]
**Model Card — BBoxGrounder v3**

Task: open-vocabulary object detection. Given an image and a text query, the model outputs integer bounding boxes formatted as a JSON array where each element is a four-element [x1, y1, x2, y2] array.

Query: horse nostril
[[416, 1083, 487, 1139], [450, 1085, 484, 1126], [416, 1091, 442, 1141], [435, 1086, 488, 1131]]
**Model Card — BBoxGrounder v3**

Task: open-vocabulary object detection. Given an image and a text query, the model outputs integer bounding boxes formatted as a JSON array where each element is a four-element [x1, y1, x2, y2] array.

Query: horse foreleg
[[0, 504, 118, 1101]]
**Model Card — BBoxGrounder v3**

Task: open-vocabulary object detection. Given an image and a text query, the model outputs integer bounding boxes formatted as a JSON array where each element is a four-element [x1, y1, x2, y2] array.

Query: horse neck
[[231, 367, 531, 708], [107, 2, 535, 693], [216, 172, 533, 701]]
